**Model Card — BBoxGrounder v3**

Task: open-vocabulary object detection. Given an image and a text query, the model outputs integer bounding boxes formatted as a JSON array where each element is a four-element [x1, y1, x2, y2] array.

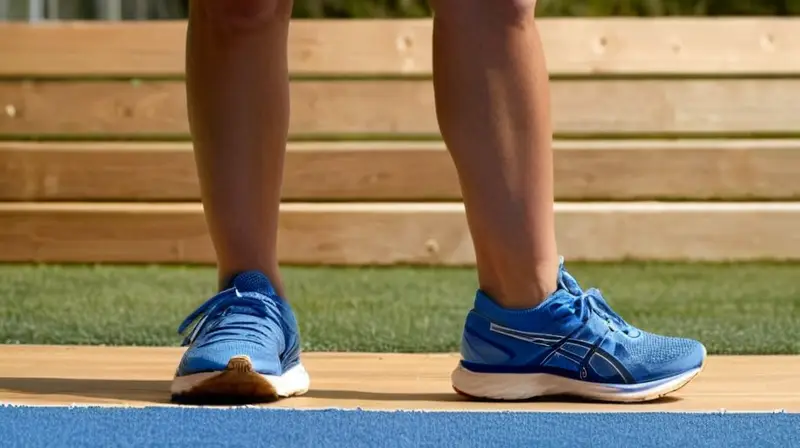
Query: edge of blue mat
[[1, 403, 795, 415]]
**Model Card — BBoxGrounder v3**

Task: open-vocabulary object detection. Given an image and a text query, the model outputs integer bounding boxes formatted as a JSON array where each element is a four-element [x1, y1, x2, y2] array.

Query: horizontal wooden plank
[[2, 79, 799, 137], [1, 202, 799, 264], [3, 140, 800, 201], [0, 141, 457, 201], [2, 19, 800, 76]]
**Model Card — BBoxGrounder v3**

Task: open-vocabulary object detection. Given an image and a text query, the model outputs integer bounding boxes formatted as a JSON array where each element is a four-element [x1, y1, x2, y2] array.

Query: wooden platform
[[0, 345, 797, 412]]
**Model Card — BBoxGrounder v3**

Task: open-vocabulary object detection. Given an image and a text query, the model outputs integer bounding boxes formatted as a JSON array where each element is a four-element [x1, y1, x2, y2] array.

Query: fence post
[[46, 0, 57, 19], [28, 0, 43, 21], [106, 0, 121, 20], [135, 0, 148, 20], [94, 0, 122, 20]]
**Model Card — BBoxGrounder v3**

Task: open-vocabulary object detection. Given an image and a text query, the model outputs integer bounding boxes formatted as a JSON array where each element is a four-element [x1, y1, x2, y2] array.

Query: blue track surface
[[1, 406, 797, 448]]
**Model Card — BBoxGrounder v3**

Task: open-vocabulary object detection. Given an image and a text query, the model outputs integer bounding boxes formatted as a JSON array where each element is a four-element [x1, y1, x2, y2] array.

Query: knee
[[192, 0, 293, 29], [430, 0, 537, 21]]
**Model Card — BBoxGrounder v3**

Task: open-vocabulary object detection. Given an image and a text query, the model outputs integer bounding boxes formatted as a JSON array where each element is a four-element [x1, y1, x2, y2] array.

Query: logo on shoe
[[488, 322, 633, 384]]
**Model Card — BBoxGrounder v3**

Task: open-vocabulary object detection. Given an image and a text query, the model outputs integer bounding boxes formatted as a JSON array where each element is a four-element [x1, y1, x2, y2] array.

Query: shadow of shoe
[[303, 389, 683, 405], [0, 377, 172, 404]]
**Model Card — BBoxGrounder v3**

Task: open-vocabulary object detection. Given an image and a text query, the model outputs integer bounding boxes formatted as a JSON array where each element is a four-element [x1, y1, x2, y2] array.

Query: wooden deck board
[[3, 79, 800, 137], [3, 19, 800, 77], [3, 202, 800, 264], [4, 140, 800, 201], [0, 346, 796, 411]]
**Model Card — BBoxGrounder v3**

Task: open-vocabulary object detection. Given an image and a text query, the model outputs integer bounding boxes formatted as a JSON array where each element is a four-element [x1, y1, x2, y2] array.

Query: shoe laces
[[577, 288, 637, 335], [177, 287, 278, 346], [561, 269, 637, 336]]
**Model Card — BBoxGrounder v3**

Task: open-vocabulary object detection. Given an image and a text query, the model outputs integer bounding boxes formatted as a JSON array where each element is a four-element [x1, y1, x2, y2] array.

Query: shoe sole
[[451, 349, 707, 403], [170, 355, 310, 405]]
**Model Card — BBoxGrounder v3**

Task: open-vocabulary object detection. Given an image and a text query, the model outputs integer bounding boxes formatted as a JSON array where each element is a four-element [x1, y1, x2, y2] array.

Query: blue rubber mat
[[1, 406, 797, 448]]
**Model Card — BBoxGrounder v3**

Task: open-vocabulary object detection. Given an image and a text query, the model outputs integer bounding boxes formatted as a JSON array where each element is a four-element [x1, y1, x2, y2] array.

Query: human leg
[[170, 0, 308, 404], [429, 0, 706, 401]]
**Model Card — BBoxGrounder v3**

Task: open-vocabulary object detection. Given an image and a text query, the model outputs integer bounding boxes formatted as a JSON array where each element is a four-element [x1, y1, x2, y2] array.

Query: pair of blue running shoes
[[170, 260, 705, 404]]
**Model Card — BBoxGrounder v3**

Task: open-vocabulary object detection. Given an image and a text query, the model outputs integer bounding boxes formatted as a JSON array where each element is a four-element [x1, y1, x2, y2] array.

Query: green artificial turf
[[0, 262, 797, 354]]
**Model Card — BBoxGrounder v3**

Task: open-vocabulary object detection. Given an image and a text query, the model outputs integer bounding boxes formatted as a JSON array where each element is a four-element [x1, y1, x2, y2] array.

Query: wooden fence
[[1, 19, 799, 264]]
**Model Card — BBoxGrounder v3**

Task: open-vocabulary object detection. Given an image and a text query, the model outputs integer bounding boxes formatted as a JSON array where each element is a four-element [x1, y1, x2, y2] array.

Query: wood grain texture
[[2, 79, 800, 137], [0, 346, 797, 411], [2, 19, 800, 76], [3, 140, 800, 201], [2, 202, 800, 264]]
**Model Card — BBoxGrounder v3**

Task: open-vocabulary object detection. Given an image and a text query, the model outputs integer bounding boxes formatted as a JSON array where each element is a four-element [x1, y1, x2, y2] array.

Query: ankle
[[478, 258, 559, 309], [218, 266, 284, 296]]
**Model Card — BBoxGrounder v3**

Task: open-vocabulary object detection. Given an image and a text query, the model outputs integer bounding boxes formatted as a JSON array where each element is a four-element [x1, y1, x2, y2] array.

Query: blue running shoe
[[170, 271, 309, 404], [451, 259, 706, 402]]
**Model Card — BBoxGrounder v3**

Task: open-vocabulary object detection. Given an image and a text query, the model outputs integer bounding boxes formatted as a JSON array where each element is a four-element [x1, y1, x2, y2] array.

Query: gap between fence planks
[[2, 202, 800, 264], [2, 19, 800, 76], [2, 140, 800, 202], [2, 79, 800, 137]]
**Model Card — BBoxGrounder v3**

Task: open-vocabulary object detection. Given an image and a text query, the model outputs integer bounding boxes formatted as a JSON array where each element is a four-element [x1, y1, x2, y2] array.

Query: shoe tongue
[[556, 257, 583, 296], [228, 271, 277, 296]]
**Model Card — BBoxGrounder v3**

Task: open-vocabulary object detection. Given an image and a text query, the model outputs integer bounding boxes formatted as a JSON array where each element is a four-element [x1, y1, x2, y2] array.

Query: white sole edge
[[451, 363, 705, 403], [170, 357, 310, 398]]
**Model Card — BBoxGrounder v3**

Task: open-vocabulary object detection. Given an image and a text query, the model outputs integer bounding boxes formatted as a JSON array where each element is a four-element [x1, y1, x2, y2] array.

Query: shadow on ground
[[0, 378, 173, 404], [304, 389, 682, 405]]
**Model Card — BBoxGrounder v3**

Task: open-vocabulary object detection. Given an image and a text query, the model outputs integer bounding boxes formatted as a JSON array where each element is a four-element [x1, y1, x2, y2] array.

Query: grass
[[0, 262, 798, 354]]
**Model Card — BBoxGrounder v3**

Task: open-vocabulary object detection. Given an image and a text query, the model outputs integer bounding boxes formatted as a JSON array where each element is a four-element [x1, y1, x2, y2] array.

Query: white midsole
[[451, 365, 703, 402], [170, 363, 311, 397]]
